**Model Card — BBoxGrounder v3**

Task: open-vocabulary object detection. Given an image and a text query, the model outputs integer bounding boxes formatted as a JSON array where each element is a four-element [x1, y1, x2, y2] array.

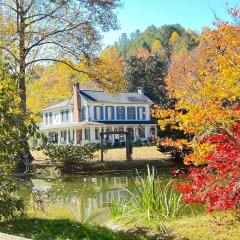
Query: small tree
[[0, 59, 33, 219]]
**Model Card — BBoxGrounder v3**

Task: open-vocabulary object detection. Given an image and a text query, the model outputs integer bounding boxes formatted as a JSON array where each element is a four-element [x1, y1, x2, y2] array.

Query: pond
[[19, 170, 172, 224]]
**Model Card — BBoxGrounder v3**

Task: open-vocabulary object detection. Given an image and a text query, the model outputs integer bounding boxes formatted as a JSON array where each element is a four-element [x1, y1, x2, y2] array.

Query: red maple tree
[[175, 123, 240, 212]]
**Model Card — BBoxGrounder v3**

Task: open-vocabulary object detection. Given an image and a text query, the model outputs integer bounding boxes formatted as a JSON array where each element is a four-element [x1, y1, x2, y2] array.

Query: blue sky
[[102, 0, 239, 46]]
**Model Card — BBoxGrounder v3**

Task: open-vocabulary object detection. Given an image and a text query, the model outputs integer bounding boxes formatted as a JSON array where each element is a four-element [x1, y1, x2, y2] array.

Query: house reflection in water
[[31, 176, 131, 222]]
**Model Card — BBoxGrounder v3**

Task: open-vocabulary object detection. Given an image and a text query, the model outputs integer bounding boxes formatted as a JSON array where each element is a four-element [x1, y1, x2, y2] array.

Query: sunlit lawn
[[32, 146, 170, 162], [168, 212, 240, 240]]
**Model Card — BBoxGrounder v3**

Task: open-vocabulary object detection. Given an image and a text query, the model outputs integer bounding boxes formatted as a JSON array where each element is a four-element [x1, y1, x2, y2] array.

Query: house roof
[[42, 98, 73, 111], [94, 120, 156, 125], [42, 90, 153, 111], [80, 90, 153, 104]]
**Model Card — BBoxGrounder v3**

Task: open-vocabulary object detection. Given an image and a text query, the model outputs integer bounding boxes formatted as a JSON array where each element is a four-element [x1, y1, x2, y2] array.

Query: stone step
[[0, 233, 30, 240]]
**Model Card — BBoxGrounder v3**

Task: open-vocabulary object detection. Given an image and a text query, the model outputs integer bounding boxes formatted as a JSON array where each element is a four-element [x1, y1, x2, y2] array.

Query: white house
[[39, 83, 157, 145]]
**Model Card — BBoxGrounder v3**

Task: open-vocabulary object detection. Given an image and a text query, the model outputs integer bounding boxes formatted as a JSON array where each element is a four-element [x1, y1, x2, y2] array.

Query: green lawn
[[0, 218, 162, 240], [1, 212, 240, 240]]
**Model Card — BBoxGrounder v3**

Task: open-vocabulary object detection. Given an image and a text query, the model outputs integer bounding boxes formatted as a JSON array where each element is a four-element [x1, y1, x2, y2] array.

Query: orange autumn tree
[[153, 24, 240, 165]]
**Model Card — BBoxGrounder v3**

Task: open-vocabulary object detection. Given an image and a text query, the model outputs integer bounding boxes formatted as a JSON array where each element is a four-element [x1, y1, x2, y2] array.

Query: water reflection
[[22, 176, 132, 223]]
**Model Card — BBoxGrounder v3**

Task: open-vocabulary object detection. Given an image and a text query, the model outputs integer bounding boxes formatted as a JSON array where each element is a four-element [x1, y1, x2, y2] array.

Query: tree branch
[[26, 58, 90, 76]]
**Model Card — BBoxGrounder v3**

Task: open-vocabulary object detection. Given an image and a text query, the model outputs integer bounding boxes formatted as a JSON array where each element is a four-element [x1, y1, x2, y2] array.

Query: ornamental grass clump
[[109, 165, 186, 230]]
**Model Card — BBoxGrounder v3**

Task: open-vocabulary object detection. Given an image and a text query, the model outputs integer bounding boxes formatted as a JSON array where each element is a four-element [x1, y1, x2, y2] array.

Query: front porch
[[42, 122, 157, 145]]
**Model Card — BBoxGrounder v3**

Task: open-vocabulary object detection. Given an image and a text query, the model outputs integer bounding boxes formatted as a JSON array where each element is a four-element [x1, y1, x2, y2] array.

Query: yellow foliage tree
[[169, 31, 180, 46], [27, 47, 125, 118], [151, 40, 166, 58], [154, 25, 240, 165]]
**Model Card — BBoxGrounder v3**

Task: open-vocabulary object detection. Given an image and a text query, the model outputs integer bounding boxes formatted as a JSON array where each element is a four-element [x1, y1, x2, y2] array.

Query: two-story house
[[39, 83, 157, 145]]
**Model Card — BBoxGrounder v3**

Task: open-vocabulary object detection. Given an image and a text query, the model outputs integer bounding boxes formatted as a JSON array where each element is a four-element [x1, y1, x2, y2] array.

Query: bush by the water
[[45, 144, 98, 170]]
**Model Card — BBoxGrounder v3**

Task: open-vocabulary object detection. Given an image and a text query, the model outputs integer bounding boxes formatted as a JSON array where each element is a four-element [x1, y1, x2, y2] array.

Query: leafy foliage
[[115, 24, 199, 58], [154, 23, 240, 165], [124, 55, 169, 105], [45, 144, 99, 172], [154, 9, 240, 212], [176, 123, 240, 212], [27, 47, 125, 115], [0, 60, 26, 220]]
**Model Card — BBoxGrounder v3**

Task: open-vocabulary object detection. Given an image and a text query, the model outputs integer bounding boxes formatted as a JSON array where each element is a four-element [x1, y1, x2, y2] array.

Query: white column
[[144, 126, 148, 140], [66, 130, 69, 144], [90, 126, 95, 143], [133, 125, 136, 141], [124, 126, 127, 142], [58, 131, 61, 145], [74, 129, 77, 144]]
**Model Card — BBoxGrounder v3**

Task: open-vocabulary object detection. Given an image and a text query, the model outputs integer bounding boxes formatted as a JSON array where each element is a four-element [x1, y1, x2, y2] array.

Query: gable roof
[[42, 98, 73, 111], [42, 90, 153, 111], [80, 90, 153, 104]]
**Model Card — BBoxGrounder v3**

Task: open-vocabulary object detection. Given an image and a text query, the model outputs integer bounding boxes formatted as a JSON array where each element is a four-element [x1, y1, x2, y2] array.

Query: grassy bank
[[1, 213, 239, 240], [0, 218, 165, 240], [168, 212, 240, 240]]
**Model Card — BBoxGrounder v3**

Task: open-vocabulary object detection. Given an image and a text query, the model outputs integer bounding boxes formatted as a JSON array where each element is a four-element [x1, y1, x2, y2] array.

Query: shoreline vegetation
[[25, 146, 175, 177]]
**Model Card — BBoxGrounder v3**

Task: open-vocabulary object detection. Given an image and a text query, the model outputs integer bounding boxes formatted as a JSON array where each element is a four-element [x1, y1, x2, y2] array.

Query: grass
[[30, 146, 173, 175], [0, 217, 166, 240], [100, 146, 170, 162], [32, 146, 171, 163], [168, 212, 240, 240], [109, 166, 187, 230]]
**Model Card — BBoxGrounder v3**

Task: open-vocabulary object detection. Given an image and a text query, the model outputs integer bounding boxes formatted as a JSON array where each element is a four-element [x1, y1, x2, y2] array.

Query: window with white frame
[[127, 107, 136, 120], [60, 131, 67, 144], [68, 130, 75, 143], [137, 107, 146, 120], [45, 113, 48, 125], [82, 106, 87, 121], [117, 106, 125, 120], [61, 110, 69, 123], [94, 106, 103, 120], [105, 106, 114, 120], [49, 112, 53, 124], [48, 132, 58, 144], [84, 128, 90, 140], [95, 128, 100, 140]]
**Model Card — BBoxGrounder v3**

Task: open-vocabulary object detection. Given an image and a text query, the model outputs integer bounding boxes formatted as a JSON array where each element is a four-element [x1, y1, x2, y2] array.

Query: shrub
[[45, 143, 98, 170]]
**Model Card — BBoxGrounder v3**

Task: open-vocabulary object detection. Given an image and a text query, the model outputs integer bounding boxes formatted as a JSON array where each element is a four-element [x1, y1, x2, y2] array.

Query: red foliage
[[175, 123, 240, 212]]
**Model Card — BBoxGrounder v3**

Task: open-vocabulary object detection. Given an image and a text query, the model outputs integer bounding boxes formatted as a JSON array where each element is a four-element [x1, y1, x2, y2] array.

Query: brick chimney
[[73, 83, 81, 122]]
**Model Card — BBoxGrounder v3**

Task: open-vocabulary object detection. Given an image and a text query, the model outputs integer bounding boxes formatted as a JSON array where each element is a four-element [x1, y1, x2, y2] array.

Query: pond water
[[20, 171, 172, 224]]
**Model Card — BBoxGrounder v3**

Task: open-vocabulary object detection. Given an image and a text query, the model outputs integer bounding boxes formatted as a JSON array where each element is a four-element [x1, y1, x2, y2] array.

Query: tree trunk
[[17, 2, 32, 171]]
